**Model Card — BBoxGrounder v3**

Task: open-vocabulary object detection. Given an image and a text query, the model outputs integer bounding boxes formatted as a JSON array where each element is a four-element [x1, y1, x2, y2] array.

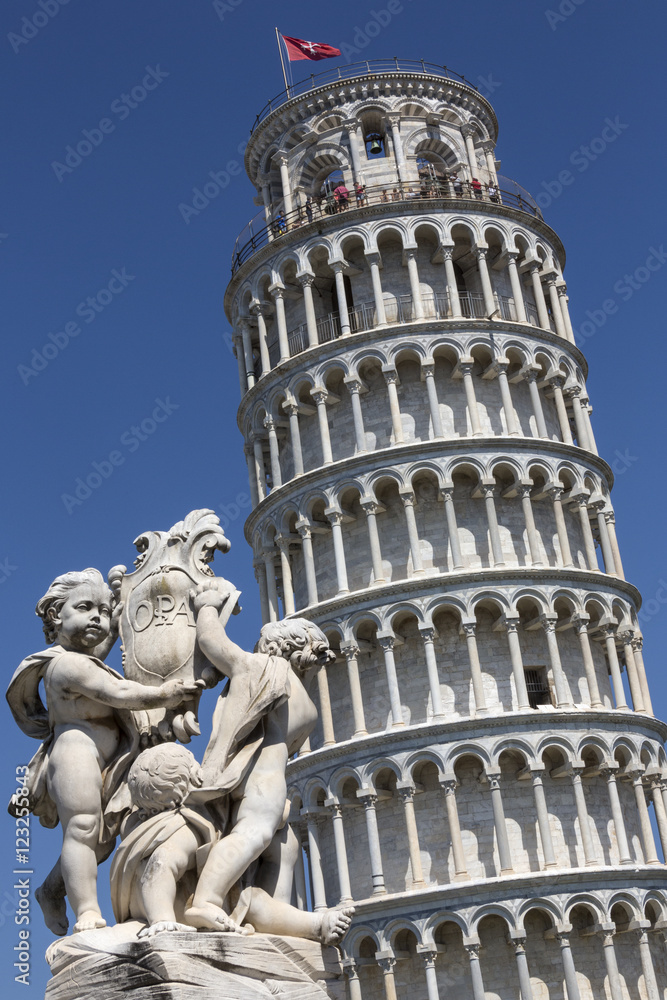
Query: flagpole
[[275, 28, 290, 97]]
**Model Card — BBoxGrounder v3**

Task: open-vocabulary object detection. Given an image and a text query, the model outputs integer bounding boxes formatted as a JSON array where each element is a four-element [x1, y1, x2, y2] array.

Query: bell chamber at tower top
[[225, 60, 574, 393]]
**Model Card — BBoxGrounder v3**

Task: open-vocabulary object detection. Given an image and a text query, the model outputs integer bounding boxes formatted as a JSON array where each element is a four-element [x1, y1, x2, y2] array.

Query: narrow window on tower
[[524, 666, 552, 708]]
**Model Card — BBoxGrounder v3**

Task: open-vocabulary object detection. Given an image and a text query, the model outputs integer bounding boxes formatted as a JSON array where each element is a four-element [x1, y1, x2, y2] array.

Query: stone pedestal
[[45, 924, 344, 1000]]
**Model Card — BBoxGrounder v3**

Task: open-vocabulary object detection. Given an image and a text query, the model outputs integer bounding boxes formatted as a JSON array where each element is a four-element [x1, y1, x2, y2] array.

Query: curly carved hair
[[127, 744, 203, 819], [35, 568, 113, 644], [256, 617, 331, 658]]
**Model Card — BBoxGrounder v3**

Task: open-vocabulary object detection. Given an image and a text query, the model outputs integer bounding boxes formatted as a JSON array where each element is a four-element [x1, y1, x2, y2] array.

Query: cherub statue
[[6, 568, 201, 934], [182, 584, 351, 936], [111, 743, 353, 946]]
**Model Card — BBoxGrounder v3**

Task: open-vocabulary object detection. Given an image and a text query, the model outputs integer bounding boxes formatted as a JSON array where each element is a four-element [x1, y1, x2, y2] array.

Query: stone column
[[458, 359, 483, 437], [401, 490, 425, 576], [485, 770, 514, 874], [599, 624, 628, 710], [316, 667, 335, 747], [331, 261, 351, 335], [481, 483, 505, 567], [620, 631, 646, 713], [630, 771, 660, 864], [311, 388, 333, 465], [649, 777, 667, 859], [461, 125, 479, 182], [571, 614, 603, 708], [422, 362, 444, 437], [239, 319, 256, 389], [342, 960, 363, 1000], [231, 333, 245, 395], [326, 509, 349, 595], [591, 502, 617, 576], [597, 925, 624, 1000], [251, 302, 271, 375], [545, 275, 567, 338], [404, 248, 424, 319], [342, 642, 367, 737], [442, 246, 462, 316], [476, 248, 497, 317], [523, 368, 549, 438], [528, 263, 550, 330], [324, 798, 353, 903], [343, 119, 363, 182], [509, 935, 535, 1000], [283, 401, 304, 477], [481, 139, 499, 183], [377, 955, 398, 1000], [260, 175, 272, 230], [439, 777, 469, 880], [244, 444, 260, 507], [298, 272, 319, 348], [550, 486, 574, 567], [396, 782, 426, 887], [263, 415, 282, 489], [556, 283, 576, 342], [555, 931, 582, 1000], [302, 810, 327, 910], [635, 925, 660, 1000], [378, 635, 404, 727], [462, 621, 488, 714], [541, 615, 572, 708], [277, 154, 293, 217], [276, 535, 295, 616], [360, 498, 385, 585], [383, 368, 404, 443], [419, 626, 444, 719], [569, 767, 598, 865], [366, 251, 388, 327], [269, 284, 290, 361], [296, 519, 318, 607], [263, 550, 279, 622], [604, 512, 625, 580], [529, 769, 557, 868], [253, 558, 270, 624], [387, 113, 407, 182], [345, 377, 368, 453], [440, 486, 465, 569], [494, 359, 520, 436], [418, 949, 440, 1000], [570, 493, 598, 570], [506, 251, 528, 322], [565, 386, 591, 451], [357, 790, 386, 894], [504, 616, 531, 710], [251, 433, 267, 500], [632, 636, 653, 715], [464, 942, 487, 1000], [519, 483, 543, 566], [580, 395, 599, 455], [548, 374, 574, 444], [600, 766, 632, 863]]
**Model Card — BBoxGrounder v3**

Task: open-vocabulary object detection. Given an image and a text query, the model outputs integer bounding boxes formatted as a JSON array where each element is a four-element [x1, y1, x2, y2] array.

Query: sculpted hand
[[159, 678, 204, 707], [190, 582, 227, 613]]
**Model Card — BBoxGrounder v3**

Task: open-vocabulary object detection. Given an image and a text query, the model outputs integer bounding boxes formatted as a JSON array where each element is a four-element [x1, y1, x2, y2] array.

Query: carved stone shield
[[116, 509, 240, 743]]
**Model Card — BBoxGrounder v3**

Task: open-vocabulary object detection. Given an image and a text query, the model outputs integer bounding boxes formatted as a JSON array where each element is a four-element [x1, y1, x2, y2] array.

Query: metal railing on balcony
[[231, 177, 543, 275], [250, 59, 479, 134]]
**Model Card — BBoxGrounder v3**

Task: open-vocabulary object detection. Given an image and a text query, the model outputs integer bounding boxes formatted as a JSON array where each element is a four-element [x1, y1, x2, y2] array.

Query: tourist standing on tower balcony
[[305, 198, 313, 223], [472, 177, 483, 198], [355, 182, 366, 206], [452, 173, 463, 196], [334, 184, 349, 210], [488, 182, 499, 203]]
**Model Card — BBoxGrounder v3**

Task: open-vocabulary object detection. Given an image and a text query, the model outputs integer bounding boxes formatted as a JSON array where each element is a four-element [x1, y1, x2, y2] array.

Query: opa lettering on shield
[[132, 595, 196, 632]]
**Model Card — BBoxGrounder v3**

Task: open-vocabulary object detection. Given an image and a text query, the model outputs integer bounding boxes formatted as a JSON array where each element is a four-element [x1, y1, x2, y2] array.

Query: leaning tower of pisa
[[224, 60, 667, 1000]]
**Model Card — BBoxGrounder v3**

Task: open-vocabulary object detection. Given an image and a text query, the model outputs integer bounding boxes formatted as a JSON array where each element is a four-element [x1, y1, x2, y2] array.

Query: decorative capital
[[345, 377, 363, 395], [462, 622, 477, 639], [378, 635, 395, 652], [400, 490, 416, 508], [311, 388, 328, 406], [461, 124, 477, 139], [419, 626, 436, 644], [297, 272, 315, 288], [383, 369, 399, 386], [341, 642, 361, 662], [263, 414, 276, 432]]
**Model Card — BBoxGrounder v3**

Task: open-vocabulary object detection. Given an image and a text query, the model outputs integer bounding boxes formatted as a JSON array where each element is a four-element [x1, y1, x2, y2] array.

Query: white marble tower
[[224, 60, 667, 1000]]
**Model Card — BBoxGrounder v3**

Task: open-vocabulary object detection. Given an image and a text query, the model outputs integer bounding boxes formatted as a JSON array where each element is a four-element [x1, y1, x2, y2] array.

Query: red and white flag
[[281, 35, 341, 61]]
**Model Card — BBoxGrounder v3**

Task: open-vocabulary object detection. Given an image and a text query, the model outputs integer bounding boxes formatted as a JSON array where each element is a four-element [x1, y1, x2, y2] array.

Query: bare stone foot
[[138, 920, 191, 938], [321, 905, 355, 946], [73, 910, 107, 933], [184, 903, 252, 934], [35, 883, 69, 936]]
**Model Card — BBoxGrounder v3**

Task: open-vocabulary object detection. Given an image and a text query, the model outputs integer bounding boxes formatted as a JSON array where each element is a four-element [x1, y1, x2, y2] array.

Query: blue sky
[[2, 0, 666, 992]]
